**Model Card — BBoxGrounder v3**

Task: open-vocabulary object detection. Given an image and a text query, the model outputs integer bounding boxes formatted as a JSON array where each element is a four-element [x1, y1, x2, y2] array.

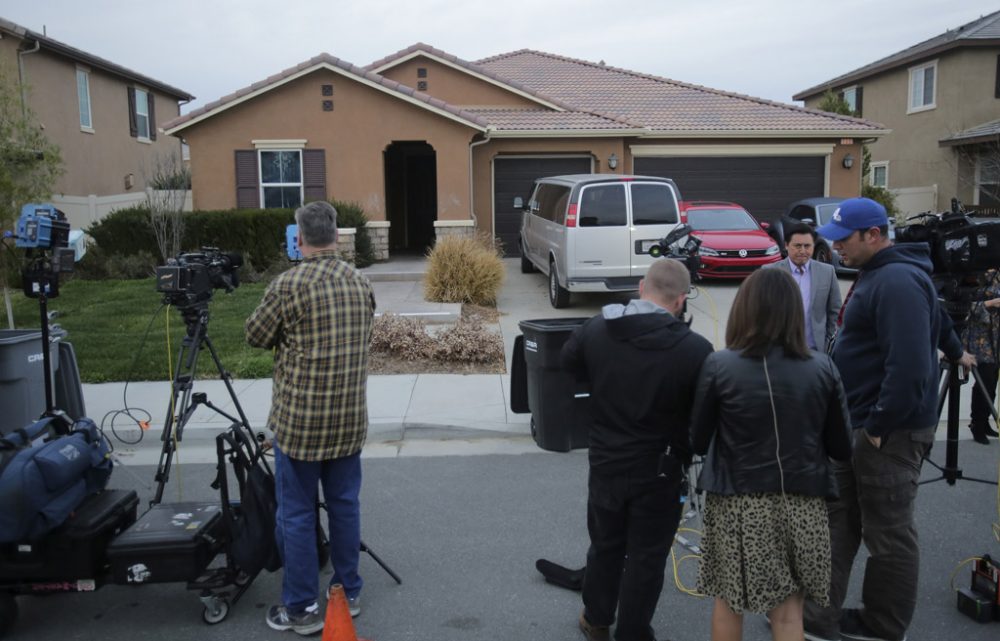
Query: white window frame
[[258, 149, 304, 209], [975, 154, 1000, 206], [870, 161, 889, 188], [76, 67, 92, 131], [907, 60, 937, 114], [842, 85, 858, 113], [134, 87, 150, 140]]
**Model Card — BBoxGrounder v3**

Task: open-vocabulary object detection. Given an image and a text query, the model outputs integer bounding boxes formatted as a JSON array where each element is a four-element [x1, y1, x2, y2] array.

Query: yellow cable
[[949, 556, 983, 592], [689, 285, 722, 349], [671, 526, 706, 598]]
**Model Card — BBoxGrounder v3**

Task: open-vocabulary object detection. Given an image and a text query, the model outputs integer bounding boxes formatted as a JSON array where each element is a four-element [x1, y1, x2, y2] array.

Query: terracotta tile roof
[[463, 108, 642, 132], [476, 50, 882, 134], [163, 52, 489, 133], [794, 10, 1000, 100], [0, 16, 193, 100], [940, 118, 1000, 146]]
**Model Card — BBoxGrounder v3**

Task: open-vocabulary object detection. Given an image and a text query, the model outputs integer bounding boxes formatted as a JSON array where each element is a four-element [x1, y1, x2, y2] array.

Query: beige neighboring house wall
[[178, 66, 478, 218], [796, 11, 1000, 214], [0, 17, 193, 228]]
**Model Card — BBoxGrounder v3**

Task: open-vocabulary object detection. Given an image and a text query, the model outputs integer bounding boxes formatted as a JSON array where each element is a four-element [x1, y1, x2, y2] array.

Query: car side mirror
[[801, 218, 816, 225], [759, 221, 771, 230], [513, 197, 524, 210]]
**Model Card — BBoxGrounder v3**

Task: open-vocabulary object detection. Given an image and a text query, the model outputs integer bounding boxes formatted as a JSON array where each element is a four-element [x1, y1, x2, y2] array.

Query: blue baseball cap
[[817, 198, 889, 241]]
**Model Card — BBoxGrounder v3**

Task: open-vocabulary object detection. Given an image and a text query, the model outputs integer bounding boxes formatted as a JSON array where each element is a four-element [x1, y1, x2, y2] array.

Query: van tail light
[[566, 203, 578, 227]]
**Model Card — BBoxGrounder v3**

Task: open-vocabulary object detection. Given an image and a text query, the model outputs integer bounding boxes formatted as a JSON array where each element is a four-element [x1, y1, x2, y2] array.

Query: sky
[[2, 0, 996, 113]]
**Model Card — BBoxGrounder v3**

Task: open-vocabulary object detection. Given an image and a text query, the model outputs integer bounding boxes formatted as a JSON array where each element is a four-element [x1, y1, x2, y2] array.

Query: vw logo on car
[[738, 249, 748, 258]]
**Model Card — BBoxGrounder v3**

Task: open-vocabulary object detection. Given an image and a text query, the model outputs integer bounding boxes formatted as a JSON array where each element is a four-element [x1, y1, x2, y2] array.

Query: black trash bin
[[0, 330, 60, 435], [513, 318, 593, 452]]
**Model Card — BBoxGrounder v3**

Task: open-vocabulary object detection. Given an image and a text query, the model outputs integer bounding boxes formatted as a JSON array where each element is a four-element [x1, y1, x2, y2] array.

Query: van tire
[[520, 241, 535, 274], [549, 262, 570, 308], [815, 243, 832, 265]]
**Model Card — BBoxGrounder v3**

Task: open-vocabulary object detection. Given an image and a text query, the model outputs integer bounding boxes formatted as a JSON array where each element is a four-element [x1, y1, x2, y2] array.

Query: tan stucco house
[[0, 17, 194, 228], [794, 10, 1000, 215], [164, 44, 886, 257]]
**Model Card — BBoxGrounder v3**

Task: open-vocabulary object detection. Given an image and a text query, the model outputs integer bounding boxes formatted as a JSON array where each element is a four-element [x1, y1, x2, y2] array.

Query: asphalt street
[[5, 441, 999, 641]]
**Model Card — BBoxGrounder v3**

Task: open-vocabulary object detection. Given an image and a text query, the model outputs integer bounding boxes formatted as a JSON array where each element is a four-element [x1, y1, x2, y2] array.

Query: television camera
[[155, 248, 243, 309], [647, 223, 703, 281]]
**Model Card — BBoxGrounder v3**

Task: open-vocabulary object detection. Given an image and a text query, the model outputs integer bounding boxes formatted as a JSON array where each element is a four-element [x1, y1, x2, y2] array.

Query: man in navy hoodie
[[561, 258, 713, 641], [803, 198, 972, 641]]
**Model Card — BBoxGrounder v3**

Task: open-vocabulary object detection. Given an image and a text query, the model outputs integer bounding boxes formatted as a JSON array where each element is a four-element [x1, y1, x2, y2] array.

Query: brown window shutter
[[302, 149, 327, 202], [148, 93, 157, 140], [995, 54, 1000, 98], [127, 87, 137, 137], [855, 86, 863, 116], [235, 150, 260, 209]]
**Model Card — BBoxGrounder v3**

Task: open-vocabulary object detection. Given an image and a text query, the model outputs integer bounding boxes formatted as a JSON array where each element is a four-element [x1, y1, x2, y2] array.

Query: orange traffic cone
[[322, 584, 371, 641]]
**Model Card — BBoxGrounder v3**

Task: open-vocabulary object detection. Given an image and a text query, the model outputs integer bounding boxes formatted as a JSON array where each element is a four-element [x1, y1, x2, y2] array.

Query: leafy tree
[[0, 63, 63, 327], [817, 90, 854, 117]]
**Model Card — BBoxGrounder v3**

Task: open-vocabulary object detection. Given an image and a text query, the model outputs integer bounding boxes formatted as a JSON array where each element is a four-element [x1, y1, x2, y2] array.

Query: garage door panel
[[493, 157, 592, 257], [635, 156, 824, 222]]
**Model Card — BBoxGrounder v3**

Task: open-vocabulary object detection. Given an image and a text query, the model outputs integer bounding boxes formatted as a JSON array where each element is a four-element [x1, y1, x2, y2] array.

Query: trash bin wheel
[[530, 416, 537, 440], [202, 597, 229, 625], [0, 594, 18, 638], [548, 262, 570, 308]]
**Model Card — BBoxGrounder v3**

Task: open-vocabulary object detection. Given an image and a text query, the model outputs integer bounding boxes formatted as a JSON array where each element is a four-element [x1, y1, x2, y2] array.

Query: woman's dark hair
[[726, 268, 810, 359]]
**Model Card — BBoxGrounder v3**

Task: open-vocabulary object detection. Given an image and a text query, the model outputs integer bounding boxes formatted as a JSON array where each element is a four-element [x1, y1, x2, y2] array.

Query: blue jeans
[[273, 443, 363, 613]]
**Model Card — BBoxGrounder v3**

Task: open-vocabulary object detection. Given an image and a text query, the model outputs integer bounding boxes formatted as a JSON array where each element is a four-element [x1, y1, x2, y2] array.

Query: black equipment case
[[107, 502, 224, 585], [0, 489, 138, 583]]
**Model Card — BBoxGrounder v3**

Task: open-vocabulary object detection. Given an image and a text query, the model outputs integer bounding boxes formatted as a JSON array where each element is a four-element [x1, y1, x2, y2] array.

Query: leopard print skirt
[[697, 492, 832, 614]]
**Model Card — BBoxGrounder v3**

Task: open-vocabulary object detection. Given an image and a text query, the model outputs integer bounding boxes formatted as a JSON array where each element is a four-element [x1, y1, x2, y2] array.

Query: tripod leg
[[360, 541, 402, 585]]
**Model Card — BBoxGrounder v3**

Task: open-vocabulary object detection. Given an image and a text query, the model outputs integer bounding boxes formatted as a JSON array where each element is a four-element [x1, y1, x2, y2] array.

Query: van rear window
[[532, 184, 571, 222], [578, 184, 626, 227], [632, 184, 678, 225]]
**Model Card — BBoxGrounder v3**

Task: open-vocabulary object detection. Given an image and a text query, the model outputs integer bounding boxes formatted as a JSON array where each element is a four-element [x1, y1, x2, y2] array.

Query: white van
[[516, 174, 682, 308]]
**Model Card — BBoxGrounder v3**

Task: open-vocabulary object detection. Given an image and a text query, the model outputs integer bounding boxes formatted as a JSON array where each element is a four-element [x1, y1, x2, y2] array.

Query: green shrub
[[85, 206, 159, 257], [333, 200, 375, 267], [73, 246, 159, 280], [424, 233, 504, 306], [862, 184, 902, 223]]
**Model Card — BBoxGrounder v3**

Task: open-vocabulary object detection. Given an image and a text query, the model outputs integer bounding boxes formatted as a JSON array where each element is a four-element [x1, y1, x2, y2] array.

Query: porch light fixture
[[608, 153, 619, 170], [842, 153, 855, 169]]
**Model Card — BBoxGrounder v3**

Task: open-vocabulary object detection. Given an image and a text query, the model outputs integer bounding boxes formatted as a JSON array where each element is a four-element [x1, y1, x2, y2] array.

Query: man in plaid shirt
[[247, 201, 375, 635]]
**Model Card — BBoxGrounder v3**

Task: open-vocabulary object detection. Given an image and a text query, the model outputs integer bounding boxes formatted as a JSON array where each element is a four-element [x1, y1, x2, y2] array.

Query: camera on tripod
[[895, 199, 1000, 276], [647, 223, 703, 281], [156, 248, 243, 307]]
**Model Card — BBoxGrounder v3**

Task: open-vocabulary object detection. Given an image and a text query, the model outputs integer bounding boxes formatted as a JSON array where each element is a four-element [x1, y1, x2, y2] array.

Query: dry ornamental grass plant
[[370, 313, 504, 365], [423, 234, 505, 306]]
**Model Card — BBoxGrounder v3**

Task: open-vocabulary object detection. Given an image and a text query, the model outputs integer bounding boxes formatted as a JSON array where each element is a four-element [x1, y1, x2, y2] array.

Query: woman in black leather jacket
[[691, 268, 852, 641]]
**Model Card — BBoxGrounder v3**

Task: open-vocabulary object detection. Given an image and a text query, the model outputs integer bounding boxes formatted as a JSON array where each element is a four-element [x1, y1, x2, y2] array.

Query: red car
[[679, 201, 782, 278]]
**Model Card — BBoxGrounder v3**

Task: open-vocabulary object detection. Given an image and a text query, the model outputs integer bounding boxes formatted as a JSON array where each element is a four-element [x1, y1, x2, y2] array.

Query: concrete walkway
[[82, 257, 984, 465]]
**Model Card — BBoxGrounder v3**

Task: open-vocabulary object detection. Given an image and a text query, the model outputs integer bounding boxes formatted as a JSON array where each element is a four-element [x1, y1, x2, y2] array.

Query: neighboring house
[[164, 43, 886, 258], [794, 10, 1000, 215], [0, 17, 194, 228]]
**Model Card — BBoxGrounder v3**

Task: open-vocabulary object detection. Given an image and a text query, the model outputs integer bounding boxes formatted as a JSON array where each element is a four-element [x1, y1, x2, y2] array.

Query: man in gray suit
[[765, 222, 842, 352]]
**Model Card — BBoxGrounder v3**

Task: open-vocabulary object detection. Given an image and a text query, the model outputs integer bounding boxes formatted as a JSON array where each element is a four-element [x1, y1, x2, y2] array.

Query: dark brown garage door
[[494, 156, 592, 256], [634, 156, 825, 222]]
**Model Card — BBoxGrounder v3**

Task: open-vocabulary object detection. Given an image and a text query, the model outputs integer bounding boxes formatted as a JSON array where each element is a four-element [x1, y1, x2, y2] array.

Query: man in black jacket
[[561, 258, 713, 641]]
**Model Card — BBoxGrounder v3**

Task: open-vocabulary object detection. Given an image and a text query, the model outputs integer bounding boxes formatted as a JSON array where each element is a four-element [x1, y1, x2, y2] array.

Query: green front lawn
[[7, 279, 275, 383]]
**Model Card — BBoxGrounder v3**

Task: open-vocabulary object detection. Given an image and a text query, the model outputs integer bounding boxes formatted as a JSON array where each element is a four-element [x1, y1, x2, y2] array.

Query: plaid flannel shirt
[[246, 250, 375, 461]]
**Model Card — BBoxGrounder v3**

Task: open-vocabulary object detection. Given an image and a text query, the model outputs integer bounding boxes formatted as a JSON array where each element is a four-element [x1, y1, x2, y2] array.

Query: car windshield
[[687, 208, 758, 231]]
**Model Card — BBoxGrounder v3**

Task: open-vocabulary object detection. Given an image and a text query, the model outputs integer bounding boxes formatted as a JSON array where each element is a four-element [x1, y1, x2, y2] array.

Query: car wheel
[[548, 261, 570, 308], [520, 241, 535, 274], [814, 243, 832, 265]]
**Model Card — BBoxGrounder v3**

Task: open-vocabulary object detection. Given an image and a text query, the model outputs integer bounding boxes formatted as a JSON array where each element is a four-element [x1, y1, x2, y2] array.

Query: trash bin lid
[[0, 330, 43, 345], [518, 318, 590, 333]]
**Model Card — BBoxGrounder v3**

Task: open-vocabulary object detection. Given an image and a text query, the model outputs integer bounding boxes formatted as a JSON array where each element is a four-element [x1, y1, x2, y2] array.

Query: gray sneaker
[[324, 585, 361, 618], [266, 603, 324, 635]]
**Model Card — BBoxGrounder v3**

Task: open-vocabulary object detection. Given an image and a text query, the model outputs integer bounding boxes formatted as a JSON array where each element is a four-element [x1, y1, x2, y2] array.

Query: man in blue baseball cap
[[804, 197, 974, 641]]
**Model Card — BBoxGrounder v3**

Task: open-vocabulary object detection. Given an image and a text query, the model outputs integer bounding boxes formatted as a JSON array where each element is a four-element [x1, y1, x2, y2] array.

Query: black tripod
[[153, 303, 253, 504], [921, 361, 999, 486]]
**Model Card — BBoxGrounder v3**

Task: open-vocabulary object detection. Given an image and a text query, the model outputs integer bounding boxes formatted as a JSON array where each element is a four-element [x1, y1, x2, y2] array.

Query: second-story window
[[908, 61, 936, 113], [76, 69, 92, 130], [127, 86, 156, 140]]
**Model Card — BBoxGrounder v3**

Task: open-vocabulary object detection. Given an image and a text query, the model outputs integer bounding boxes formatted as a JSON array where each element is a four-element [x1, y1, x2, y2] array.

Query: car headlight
[[698, 246, 720, 257], [764, 244, 780, 256]]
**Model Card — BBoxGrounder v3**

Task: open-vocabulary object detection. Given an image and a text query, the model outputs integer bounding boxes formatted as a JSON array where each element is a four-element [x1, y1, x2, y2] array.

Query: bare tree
[[144, 152, 190, 262]]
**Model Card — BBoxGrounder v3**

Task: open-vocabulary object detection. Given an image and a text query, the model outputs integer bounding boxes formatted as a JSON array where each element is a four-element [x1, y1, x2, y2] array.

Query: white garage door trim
[[490, 154, 594, 236]]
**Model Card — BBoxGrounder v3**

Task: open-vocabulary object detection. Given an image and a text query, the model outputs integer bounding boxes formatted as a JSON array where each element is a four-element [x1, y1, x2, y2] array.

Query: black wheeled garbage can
[[513, 318, 593, 452]]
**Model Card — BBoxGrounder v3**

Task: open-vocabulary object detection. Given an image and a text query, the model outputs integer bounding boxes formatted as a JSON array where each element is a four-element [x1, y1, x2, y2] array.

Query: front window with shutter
[[259, 150, 303, 208]]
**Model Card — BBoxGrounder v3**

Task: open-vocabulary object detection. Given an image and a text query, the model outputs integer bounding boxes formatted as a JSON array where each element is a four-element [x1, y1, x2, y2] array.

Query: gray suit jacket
[[765, 258, 842, 351]]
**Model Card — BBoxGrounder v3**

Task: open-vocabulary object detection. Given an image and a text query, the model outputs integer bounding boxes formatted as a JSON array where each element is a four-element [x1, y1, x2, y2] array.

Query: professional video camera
[[647, 223, 703, 281], [155, 248, 243, 308]]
